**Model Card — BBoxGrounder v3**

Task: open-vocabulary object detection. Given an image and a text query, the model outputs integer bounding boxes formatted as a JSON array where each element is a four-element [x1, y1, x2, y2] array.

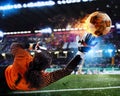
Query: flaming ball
[[85, 11, 112, 36]]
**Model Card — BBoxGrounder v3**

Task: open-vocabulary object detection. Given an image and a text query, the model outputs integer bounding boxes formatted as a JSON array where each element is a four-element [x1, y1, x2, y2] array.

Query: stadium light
[[115, 23, 120, 30], [108, 49, 113, 53], [1, 53, 5, 57], [82, 0, 89, 2], [4, 31, 31, 35], [0, 4, 22, 10], [40, 27, 52, 34], [102, 43, 116, 58], [57, 0, 93, 5], [0, 1, 55, 10], [0, 31, 4, 37], [35, 27, 52, 34], [0, 31, 4, 42]]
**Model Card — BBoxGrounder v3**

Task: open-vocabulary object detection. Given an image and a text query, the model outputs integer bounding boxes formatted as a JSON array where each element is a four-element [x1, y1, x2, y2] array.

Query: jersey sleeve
[[40, 55, 82, 88]]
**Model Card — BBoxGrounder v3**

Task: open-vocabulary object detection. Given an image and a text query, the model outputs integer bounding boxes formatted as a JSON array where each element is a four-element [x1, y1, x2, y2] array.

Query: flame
[[70, 14, 90, 37], [84, 11, 112, 36], [70, 11, 112, 37]]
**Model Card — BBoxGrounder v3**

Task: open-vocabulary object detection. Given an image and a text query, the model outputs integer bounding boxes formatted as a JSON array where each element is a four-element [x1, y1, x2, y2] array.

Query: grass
[[9, 74, 120, 96]]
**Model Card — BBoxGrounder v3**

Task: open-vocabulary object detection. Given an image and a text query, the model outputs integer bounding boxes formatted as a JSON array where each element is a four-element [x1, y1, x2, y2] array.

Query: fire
[[84, 11, 112, 36], [71, 11, 112, 37], [70, 14, 89, 37]]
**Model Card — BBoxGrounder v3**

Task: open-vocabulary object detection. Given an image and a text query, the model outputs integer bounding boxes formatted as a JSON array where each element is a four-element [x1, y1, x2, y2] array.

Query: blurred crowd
[[0, 30, 120, 69]]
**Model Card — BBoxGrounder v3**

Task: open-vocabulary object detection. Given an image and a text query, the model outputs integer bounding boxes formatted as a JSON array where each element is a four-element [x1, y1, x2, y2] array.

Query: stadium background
[[0, 0, 120, 96]]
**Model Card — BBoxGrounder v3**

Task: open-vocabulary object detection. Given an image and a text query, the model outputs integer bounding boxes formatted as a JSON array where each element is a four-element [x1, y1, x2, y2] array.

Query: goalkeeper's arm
[[47, 33, 97, 83]]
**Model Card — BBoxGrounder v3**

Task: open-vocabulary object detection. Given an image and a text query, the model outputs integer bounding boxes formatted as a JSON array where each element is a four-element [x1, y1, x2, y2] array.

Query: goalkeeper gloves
[[77, 33, 97, 58]]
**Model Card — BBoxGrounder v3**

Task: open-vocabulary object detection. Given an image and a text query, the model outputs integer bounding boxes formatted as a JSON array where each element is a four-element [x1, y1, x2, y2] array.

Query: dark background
[[0, 0, 119, 32]]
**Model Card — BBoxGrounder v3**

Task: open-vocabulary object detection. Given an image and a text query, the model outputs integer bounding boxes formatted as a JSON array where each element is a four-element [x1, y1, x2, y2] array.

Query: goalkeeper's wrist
[[76, 51, 85, 59]]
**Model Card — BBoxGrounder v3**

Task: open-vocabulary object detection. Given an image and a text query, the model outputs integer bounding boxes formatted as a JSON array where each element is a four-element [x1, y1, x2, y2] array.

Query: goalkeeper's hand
[[77, 33, 97, 58], [35, 41, 47, 53]]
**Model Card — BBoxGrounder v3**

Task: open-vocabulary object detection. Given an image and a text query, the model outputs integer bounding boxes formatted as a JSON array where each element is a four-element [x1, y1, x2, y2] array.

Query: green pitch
[[11, 74, 120, 96]]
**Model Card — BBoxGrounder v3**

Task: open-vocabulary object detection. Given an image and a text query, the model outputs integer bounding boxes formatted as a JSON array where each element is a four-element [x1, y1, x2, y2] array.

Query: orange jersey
[[5, 47, 33, 90], [5, 47, 72, 91]]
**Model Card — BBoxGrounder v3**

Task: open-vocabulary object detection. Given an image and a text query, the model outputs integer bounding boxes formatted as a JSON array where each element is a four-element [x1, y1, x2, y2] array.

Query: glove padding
[[78, 33, 97, 53], [35, 41, 47, 53]]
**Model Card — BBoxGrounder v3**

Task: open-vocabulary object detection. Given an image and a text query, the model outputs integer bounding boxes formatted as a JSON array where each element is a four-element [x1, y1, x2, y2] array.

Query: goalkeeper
[[0, 33, 97, 94]]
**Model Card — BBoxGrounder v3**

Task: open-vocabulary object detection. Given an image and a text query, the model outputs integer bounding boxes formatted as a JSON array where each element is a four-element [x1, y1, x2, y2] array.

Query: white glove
[[35, 41, 47, 53]]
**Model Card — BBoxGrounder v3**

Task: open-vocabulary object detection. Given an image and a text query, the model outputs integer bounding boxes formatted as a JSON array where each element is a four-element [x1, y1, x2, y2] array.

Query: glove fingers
[[77, 33, 97, 53], [85, 33, 97, 47], [78, 46, 91, 52], [85, 33, 92, 41], [86, 34, 95, 44]]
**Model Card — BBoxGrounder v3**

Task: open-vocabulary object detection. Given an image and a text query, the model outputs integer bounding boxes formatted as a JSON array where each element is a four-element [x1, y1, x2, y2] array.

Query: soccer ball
[[85, 11, 112, 36], [0, 31, 4, 42]]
